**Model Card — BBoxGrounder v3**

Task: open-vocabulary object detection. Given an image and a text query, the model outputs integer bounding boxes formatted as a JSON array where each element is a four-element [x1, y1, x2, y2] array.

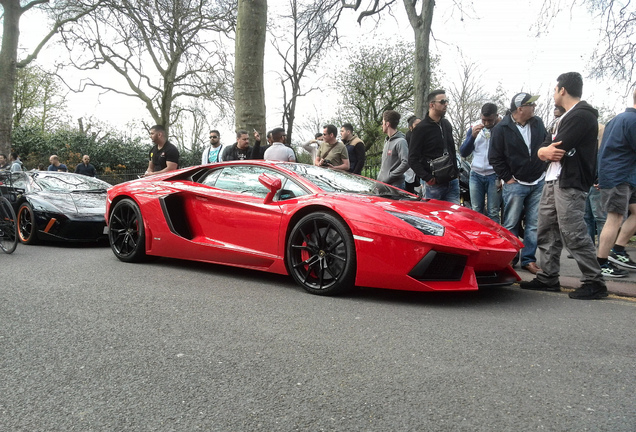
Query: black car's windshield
[[33, 173, 110, 192], [280, 164, 417, 200]]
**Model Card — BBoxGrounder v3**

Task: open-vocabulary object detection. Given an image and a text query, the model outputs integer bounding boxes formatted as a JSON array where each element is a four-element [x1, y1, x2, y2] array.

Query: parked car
[[0, 171, 111, 244], [106, 161, 522, 296]]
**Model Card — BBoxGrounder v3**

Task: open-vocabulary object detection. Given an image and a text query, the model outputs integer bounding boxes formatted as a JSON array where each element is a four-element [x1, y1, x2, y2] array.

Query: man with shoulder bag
[[409, 89, 459, 204]]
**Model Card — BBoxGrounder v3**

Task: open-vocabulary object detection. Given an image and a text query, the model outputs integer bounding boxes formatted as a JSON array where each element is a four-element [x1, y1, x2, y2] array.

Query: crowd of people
[[4, 70, 634, 301], [0, 151, 97, 177], [192, 71, 635, 301]]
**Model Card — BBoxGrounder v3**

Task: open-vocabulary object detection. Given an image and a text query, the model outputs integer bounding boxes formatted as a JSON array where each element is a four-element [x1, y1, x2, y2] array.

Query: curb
[[517, 272, 636, 299]]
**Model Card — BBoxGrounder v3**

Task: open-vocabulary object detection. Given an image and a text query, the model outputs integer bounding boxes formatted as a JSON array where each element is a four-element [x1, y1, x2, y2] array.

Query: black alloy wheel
[[286, 211, 356, 295], [108, 199, 147, 262], [17, 202, 38, 245]]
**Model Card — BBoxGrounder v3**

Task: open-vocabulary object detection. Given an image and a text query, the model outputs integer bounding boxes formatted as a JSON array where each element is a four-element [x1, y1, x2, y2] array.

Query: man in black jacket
[[520, 72, 607, 300], [489, 92, 548, 275], [222, 130, 254, 161], [409, 89, 459, 203]]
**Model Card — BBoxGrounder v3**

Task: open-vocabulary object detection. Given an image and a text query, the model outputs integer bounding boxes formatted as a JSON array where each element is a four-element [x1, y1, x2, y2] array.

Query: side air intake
[[408, 251, 466, 281]]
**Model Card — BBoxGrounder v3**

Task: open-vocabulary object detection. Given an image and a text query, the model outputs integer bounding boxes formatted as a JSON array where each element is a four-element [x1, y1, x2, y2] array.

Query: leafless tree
[[0, 0, 103, 155], [58, 0, 236, 137], [538, 0, 636, 91], [271, 0, 342, 145], [445, 60, 489, 148]]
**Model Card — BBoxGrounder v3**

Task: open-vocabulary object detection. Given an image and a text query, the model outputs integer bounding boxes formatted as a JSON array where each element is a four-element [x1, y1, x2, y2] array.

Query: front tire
[[108, 198, 147, 262], [286, 212, 356, 295], [17, 203, 38, 245]]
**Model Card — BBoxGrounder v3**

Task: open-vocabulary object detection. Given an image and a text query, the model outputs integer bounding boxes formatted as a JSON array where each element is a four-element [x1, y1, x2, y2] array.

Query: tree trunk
[[0, 0, 23, 156], [404, 0, 434, 118], [235, 0, 267, 141]]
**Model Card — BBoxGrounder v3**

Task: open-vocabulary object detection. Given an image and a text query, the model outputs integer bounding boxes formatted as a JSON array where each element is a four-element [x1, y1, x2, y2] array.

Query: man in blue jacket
[[489, 93, 548, 275], [521, 72, 607, 300], [595, 89, 636, 278]]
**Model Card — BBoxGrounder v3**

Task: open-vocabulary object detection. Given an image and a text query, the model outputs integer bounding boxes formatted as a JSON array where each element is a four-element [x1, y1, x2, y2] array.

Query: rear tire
[[108, 199, 147, 262], [17, 202, 38, 245]]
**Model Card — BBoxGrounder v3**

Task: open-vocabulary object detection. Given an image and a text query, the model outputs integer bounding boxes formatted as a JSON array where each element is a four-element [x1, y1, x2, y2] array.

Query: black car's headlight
[[386, 211, 445, 236]]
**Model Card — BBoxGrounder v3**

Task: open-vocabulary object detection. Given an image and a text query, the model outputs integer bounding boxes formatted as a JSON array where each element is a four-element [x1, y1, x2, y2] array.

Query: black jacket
[[541, 101, 599, 191], [408, 112, 457, 183], [489, 114, 548, 183], [221, 142, 255, 161]]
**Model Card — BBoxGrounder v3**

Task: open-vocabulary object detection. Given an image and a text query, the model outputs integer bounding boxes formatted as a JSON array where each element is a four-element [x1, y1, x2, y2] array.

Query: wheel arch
[[283, 204, 355, 272], [107, 194, 139, 221]]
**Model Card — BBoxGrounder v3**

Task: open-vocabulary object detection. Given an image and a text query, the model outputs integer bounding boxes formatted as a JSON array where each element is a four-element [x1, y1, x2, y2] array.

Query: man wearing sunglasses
[[489, 92, 549, 276], [409, 89, 460, 204], [201, 130, 225, 164]]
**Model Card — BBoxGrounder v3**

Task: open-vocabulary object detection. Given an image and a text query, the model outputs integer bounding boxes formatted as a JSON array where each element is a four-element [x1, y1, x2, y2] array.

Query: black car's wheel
[[286, 211, 356, 295], [108, 199, 147, 262], [17, 203, 38, 245]]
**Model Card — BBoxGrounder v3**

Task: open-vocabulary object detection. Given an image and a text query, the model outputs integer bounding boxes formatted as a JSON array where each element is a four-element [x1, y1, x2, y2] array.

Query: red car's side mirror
[[259, 173, 282, 204]]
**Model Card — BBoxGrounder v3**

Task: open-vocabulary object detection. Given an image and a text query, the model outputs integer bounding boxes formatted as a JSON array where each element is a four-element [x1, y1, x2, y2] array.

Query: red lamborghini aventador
[[105, 161, 522, 295]]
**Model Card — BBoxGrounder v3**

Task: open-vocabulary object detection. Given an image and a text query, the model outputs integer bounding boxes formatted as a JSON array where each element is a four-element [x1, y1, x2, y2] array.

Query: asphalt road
[[1, 244, 635, 431]]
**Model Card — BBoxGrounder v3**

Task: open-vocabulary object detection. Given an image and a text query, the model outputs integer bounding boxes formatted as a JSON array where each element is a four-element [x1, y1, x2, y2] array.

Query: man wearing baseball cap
[[489, 92, 549, 275]]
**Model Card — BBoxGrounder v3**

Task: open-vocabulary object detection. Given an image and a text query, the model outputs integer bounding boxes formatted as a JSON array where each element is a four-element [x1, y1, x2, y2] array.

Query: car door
[[185, 165, 286, 267]]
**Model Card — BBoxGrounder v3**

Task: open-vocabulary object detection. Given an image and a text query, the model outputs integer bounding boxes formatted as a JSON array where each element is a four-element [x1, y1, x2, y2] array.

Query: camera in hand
[[320, 159, 332, 167]]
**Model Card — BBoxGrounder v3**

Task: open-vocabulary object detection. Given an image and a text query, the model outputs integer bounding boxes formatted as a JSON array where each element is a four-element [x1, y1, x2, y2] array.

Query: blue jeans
[[469, 171, 501, 224], [423, 178, 460, 204], [502, 180, 544, 266]]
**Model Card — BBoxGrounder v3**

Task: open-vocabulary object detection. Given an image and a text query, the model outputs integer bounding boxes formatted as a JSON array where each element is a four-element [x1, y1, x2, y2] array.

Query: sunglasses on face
[[210, 136, 219, 139], [435, 99, 449, 105]]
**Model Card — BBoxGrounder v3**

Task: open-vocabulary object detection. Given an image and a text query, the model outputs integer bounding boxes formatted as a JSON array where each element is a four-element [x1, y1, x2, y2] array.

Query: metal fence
[[98, 169, 145, 185]]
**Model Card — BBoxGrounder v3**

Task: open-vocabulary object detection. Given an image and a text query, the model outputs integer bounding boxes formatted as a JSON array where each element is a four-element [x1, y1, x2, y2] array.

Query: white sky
[[14, 0, 632, 146]]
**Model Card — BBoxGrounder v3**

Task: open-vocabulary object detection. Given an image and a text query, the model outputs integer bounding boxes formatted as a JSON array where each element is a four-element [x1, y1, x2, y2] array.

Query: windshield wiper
[[73, 188, 108, 193]]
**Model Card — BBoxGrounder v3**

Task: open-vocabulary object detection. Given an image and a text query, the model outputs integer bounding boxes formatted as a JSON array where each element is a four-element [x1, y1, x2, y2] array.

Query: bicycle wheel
[[0, 197, 18, 254]]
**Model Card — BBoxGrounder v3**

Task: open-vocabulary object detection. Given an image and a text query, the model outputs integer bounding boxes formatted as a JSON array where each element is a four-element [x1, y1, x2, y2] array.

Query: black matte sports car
[[0, 171, 111, 244]]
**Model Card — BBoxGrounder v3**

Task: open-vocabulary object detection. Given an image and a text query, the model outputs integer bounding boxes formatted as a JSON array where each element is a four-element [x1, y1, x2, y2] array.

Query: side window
[[277, 178, 308, 201], [212, 166, 284, 198], [200, 169, 222, 187], [10, 173, 29, 191]]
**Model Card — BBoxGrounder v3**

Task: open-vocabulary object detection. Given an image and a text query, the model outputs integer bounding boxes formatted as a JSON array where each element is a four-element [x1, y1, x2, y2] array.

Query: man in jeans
[[409, 89, 459, 203], [460, 103, 501, 223], [489, 93, 549, 274]]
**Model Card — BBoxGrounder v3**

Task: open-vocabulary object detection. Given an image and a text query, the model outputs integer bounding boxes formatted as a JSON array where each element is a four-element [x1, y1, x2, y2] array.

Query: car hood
[[30, 191, 107, 215], [323, 193, 523, 251]]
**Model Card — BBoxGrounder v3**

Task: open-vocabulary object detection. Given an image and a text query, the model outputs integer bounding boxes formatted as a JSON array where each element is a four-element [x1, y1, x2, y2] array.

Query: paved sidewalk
[[515, 245, 636, 298]]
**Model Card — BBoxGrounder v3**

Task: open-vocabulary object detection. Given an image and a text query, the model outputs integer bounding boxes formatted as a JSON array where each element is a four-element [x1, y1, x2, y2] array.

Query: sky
[[14, 0, 632, 147]]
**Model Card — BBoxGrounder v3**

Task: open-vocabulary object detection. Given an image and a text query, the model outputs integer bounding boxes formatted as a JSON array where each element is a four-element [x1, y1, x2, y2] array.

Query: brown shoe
[[522, 262, 541, 274]]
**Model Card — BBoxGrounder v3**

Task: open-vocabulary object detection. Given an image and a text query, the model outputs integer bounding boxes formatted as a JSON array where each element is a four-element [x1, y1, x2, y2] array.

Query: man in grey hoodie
[[377, 110, 409, 189]]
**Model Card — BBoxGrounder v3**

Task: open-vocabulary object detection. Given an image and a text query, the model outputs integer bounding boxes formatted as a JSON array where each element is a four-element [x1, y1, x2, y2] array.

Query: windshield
[[279, 164, 416, 200], [33, 173, 111, 192]]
